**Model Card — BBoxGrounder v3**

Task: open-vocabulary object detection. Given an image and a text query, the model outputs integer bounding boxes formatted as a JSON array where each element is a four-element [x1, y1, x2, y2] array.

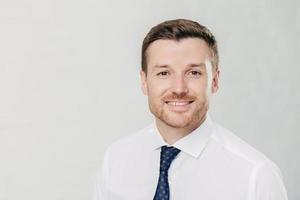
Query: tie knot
[[160, 146, 181, 172]]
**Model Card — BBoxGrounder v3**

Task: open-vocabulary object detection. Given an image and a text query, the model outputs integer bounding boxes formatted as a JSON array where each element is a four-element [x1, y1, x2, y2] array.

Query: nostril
[[171, 91, 188, 99]]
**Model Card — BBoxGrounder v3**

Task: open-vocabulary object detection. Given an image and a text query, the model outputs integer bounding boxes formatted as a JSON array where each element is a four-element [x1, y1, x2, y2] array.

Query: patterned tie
[[153, 146, 181, 200]]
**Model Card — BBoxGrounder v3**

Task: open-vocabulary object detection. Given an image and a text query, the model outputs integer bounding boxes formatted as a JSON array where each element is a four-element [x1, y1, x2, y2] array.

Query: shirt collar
[[150, 115, 214, 159]]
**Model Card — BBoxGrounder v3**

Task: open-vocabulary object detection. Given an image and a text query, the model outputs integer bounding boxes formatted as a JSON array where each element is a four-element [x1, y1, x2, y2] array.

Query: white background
[[0, 0, 299, 199]]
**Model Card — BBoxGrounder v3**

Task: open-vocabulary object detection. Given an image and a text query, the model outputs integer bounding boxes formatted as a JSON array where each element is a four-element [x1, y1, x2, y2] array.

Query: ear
[[211, 69, 220, 93], [140, 70, 148, 95]]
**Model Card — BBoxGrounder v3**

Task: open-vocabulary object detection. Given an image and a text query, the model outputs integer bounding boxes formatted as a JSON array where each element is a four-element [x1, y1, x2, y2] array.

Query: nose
[[171, 75, 188, 98]]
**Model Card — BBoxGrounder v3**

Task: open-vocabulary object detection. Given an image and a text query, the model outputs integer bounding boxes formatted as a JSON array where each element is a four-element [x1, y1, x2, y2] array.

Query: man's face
[[141, 38, 219, 129]]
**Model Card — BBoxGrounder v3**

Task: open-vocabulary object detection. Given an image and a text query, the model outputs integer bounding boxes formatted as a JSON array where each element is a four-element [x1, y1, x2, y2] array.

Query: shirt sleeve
[[249, 161, 288, 200], [92, 148, 110, 200]]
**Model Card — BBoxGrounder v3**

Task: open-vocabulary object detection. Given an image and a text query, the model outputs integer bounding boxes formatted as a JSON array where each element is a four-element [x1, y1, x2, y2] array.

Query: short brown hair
[[141, 19, 219, 73]]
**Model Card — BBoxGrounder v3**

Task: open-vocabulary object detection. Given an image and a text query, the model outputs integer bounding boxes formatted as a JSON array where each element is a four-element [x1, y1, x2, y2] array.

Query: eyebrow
[[187, 63, 206, 68], [153, 64, 169, 69], [153, 63, 206, 69]]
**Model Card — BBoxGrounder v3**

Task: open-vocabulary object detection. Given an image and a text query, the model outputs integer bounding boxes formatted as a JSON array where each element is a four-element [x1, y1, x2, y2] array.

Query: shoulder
[[211, 124, 288, 199], [211, 123, 278, 168], [104, 124, 154, 156]]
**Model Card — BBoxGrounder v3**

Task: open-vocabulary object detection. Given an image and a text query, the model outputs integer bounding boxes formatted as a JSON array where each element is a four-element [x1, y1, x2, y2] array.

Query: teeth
[[167, 101, 189, 106]]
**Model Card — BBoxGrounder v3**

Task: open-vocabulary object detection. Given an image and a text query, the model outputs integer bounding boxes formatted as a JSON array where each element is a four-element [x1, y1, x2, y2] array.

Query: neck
[[155, 115, 207, 145]]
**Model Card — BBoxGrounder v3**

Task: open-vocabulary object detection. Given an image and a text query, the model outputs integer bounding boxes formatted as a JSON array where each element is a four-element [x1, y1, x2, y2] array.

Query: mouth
[[164, 100, 194, 112], [165, 100, 194, 108], [165, 100, 194, 106]]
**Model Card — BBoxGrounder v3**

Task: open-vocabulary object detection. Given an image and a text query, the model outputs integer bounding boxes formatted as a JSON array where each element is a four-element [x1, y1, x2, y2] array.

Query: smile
[[165, 101, 194, 106]]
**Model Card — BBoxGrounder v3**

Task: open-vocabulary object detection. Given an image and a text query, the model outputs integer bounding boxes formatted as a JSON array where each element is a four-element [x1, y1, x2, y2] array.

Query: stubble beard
[[149, 99, 209, 129]]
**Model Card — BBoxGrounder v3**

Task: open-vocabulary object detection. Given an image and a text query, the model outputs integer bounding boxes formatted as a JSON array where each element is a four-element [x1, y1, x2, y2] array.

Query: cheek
[[147, 80, 169, 97], [188, 79, 208, 94]]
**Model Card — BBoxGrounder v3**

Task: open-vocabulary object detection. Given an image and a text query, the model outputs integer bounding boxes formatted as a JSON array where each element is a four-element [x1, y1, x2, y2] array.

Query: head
[[140, 19, 220, 130], [142, 19, 219, 74]]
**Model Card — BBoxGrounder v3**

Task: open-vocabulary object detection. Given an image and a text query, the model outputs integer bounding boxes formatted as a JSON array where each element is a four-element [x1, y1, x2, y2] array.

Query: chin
[[161, 114, 194, 129], [150, 104, 206, 129], [165, 121, 191, 129]]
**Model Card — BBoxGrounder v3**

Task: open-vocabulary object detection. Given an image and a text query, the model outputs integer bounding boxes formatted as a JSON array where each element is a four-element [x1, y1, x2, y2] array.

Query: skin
[[141, 38, 220, 145]]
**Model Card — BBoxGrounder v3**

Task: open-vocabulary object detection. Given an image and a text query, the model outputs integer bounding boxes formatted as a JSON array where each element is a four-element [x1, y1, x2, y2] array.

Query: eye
[[187, 70, 201, 78], [157, 71, 169, 77]]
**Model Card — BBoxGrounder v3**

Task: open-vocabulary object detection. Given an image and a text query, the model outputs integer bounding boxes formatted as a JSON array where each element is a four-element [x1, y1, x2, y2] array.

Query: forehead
[[146, 38, 211, 68]]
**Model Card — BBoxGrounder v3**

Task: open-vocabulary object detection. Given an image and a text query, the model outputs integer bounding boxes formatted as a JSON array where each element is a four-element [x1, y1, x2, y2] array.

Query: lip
[[165, 101, 193, 105], [164, 100, 194, 112]]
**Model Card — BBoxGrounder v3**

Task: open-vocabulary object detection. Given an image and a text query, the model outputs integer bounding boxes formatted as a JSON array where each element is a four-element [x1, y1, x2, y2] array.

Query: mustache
[[162, 93, 196, 101]]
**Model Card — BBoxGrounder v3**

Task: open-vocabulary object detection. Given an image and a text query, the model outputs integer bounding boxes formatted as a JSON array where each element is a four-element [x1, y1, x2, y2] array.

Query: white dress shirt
[[93, 116, 288, 200]]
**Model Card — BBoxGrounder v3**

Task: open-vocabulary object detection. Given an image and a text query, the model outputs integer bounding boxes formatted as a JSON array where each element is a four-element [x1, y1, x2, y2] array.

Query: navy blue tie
[[153, 146, 181, 200]]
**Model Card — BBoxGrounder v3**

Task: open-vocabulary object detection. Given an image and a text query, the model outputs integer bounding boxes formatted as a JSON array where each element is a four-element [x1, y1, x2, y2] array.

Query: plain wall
[[0, 0, 299, 199]]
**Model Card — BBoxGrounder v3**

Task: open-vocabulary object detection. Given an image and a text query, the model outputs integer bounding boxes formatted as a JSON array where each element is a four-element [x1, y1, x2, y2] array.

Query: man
[[93, 19, 288, 200]]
